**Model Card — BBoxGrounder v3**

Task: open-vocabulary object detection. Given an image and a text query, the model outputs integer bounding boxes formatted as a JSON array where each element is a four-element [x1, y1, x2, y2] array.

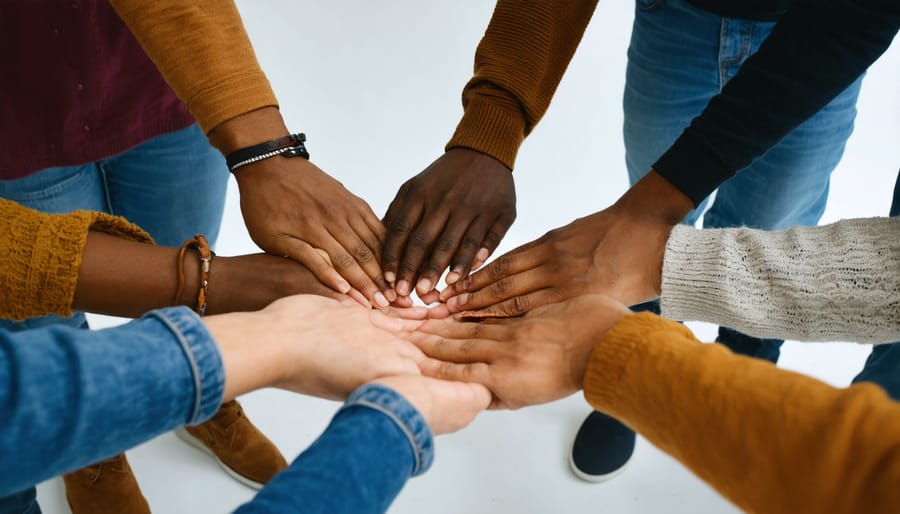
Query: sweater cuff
[[188, 73, 279, 135], [446, 94, 526, 170], [583, 313, 693, 413], [652, 129, 734, 207], [659, 224, 722, 323], [1, 201, 152, 320]]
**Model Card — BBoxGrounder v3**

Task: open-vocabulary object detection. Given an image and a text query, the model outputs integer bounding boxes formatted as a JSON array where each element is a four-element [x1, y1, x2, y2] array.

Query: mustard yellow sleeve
[[446, 0, 599, 169], [0, 199, 152, 320], [108, 0, 278, 134], [584, 312, 900, 514]]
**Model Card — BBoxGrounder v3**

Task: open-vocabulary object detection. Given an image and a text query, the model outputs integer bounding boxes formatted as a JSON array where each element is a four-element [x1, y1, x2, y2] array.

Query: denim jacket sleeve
[[0, 306, 224, 496], [236, 384, 435, 514]]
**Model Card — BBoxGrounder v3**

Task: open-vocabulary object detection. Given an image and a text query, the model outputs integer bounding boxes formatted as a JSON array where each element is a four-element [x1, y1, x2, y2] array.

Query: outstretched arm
[[382, 0, 600, 299], [108, 0, 393, 307], [661, 217, 900, 343]]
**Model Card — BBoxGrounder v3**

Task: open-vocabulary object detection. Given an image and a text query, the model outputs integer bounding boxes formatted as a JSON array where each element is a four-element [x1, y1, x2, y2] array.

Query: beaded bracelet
[[174, 234, 214, 316]]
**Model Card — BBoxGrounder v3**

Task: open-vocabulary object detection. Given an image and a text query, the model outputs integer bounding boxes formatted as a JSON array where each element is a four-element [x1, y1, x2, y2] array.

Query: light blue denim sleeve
[[236, 384, 435, 514], [0, 306, 224, 496]]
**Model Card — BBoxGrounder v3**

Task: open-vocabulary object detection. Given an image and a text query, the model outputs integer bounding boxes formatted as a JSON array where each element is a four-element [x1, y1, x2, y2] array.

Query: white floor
[[36, 2, 900, 513]]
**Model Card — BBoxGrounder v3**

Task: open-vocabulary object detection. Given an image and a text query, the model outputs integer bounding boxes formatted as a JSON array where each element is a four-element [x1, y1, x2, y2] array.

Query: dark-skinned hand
[[432, 171, 694, 318], [382, 148, 515, 301]]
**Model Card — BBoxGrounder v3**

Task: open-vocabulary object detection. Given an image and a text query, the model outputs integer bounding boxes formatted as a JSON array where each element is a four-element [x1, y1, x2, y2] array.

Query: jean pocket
[[637, 0, 665, 10]]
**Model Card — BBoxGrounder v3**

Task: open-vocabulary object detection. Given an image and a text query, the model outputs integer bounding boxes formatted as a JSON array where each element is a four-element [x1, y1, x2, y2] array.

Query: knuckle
[[436, 236, 456, 253], [388, 220, 412, 236], [333, 252, 356, 270], [488, 258, 511, 281], [513, 295, 530, 314], [459, 340, 477, 355], [488, 277, 512, 298], [461, 234, 480, 250], [353, 245, 374, 263], [409, 230, 430, 250]]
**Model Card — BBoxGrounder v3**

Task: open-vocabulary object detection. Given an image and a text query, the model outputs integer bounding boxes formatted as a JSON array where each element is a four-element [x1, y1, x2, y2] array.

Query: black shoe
[[569, 410, 636, 482]]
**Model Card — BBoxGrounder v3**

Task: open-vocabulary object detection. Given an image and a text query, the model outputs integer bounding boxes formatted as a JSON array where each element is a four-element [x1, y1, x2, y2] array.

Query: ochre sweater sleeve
[[108, 0, 278, 134], [446, 0, 599, 169], [584, 312, 900, 514], [0, 199, 152, 320]]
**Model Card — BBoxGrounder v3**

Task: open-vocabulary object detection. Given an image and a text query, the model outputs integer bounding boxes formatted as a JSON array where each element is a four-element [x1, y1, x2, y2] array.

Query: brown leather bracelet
[[174, 234, 214, 316]]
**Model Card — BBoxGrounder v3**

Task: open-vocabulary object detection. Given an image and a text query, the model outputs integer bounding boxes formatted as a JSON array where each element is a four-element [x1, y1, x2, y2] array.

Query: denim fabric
[[623, 0, 863, 363], [0, 123, 228, 247], [237, 384, 434, 514], [0, 307, 224, 505], [0, 123, 228, 338], [849, 170, 900, 400]]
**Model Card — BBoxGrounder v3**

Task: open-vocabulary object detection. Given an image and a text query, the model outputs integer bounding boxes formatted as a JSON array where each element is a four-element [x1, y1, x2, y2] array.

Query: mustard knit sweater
[[0, 198, 151, 320]]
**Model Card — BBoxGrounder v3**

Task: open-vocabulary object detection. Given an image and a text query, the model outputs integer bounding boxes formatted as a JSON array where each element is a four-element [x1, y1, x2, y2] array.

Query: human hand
[[371, 376, 491, 435], [382, 148, 515, 299], [408, 295, 631, 409], [207, 295, 427, 401], [205, 252, 348, 314], [234, 157, 395, 308], [434, 171, 692, 318]]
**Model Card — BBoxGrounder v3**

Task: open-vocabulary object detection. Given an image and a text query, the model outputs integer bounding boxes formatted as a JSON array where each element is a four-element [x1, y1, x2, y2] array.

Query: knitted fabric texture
[[661, 218, 900, 343], [0, 198, 152, 320]]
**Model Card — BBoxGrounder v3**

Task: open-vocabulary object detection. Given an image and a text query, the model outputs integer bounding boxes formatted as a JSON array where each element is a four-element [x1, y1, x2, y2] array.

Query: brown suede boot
[[176, 399, 288, 489], [63, 453, 151, 514]]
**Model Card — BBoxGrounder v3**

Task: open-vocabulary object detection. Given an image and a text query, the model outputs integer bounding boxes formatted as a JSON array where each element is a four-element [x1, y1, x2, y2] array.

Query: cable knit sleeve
[[0, 198, 152, 320], [660, 218, 900, 343], [446, 0, 598, 169], [583, 313, 900, 514]]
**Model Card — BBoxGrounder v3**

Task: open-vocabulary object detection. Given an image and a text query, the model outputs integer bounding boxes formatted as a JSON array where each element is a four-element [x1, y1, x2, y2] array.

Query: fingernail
[[456, 292, 469, 306], [384, 271, 396, 284], [374, 292, 390, 308], [385, 289, 397, 302], [337, 280, 351, 294], [445, 271, 461, 285], [416, 278, 433, 294], [397, 280, 411, 297], [476, 248, 490, 263]]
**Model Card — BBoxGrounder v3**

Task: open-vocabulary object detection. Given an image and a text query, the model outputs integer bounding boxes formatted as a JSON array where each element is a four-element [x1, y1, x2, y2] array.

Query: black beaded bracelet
[[225, 133, 309, 172]]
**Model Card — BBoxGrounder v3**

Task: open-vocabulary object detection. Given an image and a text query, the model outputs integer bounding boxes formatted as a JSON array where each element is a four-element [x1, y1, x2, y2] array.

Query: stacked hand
[[382, 148, 515, 300], [405, 295, 631, 409], [433, 172, 693, 318]]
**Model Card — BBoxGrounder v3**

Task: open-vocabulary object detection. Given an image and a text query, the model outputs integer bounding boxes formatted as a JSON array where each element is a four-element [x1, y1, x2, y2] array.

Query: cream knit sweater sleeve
[[660, 218, 900, 343]]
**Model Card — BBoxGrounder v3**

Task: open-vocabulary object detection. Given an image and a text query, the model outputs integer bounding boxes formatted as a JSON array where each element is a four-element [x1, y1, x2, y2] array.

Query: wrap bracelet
[[225, 133, 309, 172], [174, 234, 214, 316]]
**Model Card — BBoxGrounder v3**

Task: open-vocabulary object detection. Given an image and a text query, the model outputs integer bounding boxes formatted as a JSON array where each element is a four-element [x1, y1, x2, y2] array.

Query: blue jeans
[[623, 0, 862, 362], [0, 310, 429, 513], [849, 170, 900, 401], [0, 124, 228, 513]]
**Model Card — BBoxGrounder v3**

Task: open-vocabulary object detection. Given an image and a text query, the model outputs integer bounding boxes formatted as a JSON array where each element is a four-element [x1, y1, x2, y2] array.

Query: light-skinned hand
[[372, 375, 491, 435], [206, 295, 427, 401]]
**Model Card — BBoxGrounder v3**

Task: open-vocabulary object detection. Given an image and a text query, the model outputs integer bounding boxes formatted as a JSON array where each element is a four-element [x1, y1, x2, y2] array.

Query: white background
[[36, 2, 900, 513]]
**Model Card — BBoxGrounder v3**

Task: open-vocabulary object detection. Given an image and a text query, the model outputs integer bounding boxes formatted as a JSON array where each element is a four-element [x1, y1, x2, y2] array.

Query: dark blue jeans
[[849, 171, 900, 400]]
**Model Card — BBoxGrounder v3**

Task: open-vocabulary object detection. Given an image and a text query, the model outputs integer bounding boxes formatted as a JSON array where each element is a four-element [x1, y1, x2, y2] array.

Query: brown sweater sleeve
[[584, 312, 900, 514], [108, 0, 278, 134], [446, 0, 599, 169], [0, 199, 152, 320]]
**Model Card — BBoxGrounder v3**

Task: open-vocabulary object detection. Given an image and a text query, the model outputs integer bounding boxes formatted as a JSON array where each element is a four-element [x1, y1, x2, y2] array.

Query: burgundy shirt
[[0, 0, 196, 179]]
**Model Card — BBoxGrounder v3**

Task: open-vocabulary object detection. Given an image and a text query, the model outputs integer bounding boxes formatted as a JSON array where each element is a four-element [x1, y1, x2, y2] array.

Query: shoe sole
[[567, 442, 633, 484], [174, 428, 265, 491]]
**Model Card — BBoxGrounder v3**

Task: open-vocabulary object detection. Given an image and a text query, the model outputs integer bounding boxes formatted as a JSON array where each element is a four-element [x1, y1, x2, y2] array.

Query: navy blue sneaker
[[569, 410, 636, 482]]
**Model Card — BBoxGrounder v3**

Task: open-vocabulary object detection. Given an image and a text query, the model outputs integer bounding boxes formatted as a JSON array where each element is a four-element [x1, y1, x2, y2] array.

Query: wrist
[[614, 170, 694, 225], [208, 106, 289, 155]]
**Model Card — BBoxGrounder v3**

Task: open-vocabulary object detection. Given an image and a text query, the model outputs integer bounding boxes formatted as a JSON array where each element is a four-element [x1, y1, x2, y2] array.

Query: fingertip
[[419, 289, 440, 305], [415, 278, 434, 296], [384, 271, 396, 285], [445, 270, 461, 285], [396, 280, 411, 297]]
